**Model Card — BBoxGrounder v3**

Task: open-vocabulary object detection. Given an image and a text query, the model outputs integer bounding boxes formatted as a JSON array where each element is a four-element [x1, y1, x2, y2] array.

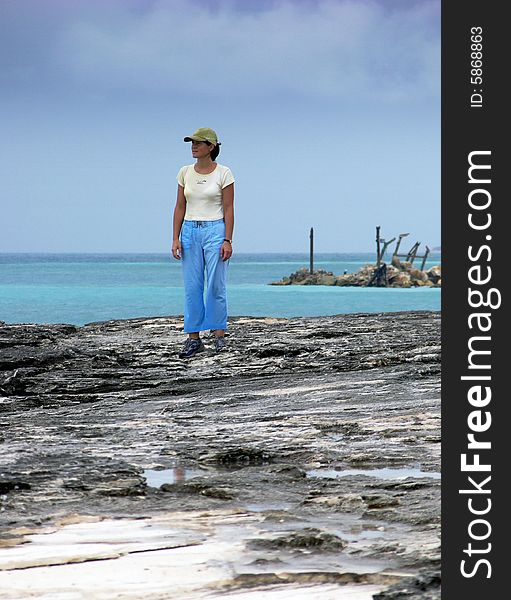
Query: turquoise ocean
[[0, 253, 441, 326]]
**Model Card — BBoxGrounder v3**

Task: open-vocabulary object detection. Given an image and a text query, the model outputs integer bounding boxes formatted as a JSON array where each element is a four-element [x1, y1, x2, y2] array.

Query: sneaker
[[214, 336, 226, 353], [178, 338, 205, 359]]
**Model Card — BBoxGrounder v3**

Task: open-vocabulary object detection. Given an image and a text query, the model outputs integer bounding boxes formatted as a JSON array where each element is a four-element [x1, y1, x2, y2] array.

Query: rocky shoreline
[[0, 311, 441, 599]]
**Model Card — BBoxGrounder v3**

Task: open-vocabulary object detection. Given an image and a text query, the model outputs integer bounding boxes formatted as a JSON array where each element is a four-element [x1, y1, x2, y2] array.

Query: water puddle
[[143, 467, 209, 488], [341, 530, 386, 543], [306, 467, 441, 480]]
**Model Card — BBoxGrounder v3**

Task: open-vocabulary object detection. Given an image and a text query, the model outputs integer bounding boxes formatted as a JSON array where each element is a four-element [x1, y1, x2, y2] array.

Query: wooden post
[[392, 233, 410, 258], [379, 237, 396, 263], [309, 227, 314, 274], [406, 242, 420, 263], [420, 246, 431, 271], [376, 226, 381, 269], [411, 242, 420, 264]]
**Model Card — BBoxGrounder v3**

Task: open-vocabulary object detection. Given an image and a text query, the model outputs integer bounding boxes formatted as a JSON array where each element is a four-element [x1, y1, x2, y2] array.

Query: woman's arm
[[172, 185, 186, 260], [221, 183, 234, 261]]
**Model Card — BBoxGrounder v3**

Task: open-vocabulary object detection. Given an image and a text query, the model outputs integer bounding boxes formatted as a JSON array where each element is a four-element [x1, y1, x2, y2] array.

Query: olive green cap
[[183, 127, 220, 145]]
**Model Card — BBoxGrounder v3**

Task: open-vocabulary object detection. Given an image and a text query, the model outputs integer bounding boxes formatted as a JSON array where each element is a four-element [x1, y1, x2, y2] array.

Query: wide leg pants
[[180, 219, 228, 333]]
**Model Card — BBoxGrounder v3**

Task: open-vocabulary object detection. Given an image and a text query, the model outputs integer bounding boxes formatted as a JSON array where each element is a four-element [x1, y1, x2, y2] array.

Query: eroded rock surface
[[0, 312, 440, 598]]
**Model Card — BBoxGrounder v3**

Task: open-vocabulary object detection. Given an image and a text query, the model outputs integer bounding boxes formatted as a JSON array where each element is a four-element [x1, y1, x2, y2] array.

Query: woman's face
[[191, 140, 213, 159]]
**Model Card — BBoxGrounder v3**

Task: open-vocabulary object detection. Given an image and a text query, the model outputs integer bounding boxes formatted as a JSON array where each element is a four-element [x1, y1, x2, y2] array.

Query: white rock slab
[[0, 511, 392, 599]]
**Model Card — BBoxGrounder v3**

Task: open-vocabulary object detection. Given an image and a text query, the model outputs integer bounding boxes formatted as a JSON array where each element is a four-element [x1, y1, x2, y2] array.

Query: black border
[[442, 1, 505, 594]]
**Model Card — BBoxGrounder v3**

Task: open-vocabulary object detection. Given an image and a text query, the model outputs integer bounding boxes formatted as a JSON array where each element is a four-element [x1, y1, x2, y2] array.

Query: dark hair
[[206, 141, 221, 161]]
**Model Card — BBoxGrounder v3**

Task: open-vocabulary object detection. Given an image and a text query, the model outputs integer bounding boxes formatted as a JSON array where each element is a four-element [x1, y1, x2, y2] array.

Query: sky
[[1, 0, 440, 253]]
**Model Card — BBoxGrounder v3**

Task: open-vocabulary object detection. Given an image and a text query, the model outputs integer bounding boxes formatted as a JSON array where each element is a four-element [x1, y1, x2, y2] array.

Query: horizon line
[[0, 250, 441, 255]]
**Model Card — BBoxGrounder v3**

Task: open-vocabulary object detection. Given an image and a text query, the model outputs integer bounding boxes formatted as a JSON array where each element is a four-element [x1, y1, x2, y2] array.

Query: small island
[[271, 227, 441, 288], [271, 258, 441, 288]]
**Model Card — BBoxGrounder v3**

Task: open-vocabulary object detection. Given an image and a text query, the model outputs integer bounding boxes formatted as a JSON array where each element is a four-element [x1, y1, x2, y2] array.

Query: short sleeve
[[221, 167, 235, 189], [176, 166, 186, 187]]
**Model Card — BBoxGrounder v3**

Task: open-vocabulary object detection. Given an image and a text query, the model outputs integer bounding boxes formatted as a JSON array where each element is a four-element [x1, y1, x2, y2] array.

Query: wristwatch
[[223, 238, 232, 244]]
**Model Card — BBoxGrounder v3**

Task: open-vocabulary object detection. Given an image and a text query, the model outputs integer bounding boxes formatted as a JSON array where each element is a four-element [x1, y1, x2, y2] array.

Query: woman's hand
[[220, 241, 232, 261], [172, 239, 183, 260]]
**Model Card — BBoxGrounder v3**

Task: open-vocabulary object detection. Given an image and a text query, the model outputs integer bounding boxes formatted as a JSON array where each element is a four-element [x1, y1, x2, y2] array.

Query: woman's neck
[[195, 157, 216, 173]]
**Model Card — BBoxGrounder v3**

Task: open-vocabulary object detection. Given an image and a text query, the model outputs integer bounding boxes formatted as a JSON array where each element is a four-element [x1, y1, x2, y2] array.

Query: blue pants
[[181, 219, 228, 333]]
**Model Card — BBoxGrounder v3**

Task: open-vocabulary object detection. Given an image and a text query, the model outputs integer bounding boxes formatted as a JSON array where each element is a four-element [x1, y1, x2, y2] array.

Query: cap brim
[[183, 136, 220, 144]]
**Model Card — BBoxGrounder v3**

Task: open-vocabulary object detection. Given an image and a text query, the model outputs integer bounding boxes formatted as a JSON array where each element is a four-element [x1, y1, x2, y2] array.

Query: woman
[[172, 128, 235, 358]]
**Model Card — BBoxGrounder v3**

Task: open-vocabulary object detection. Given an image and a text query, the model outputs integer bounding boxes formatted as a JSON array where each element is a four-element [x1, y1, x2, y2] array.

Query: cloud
[[3, 0, 439, 102]]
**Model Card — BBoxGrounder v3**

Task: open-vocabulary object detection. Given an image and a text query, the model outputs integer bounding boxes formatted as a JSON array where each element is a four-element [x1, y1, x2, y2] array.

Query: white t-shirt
[[177, 163, 235, 221]]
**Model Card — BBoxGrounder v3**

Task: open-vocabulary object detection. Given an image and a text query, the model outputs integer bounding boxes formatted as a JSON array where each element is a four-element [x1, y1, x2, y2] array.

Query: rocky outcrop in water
[[0, 312, 440, 598], [271, 260, 441, 288]]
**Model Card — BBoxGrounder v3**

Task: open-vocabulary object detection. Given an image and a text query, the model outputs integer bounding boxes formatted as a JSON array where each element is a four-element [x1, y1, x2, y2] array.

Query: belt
[[184, 219, 224, 228]]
